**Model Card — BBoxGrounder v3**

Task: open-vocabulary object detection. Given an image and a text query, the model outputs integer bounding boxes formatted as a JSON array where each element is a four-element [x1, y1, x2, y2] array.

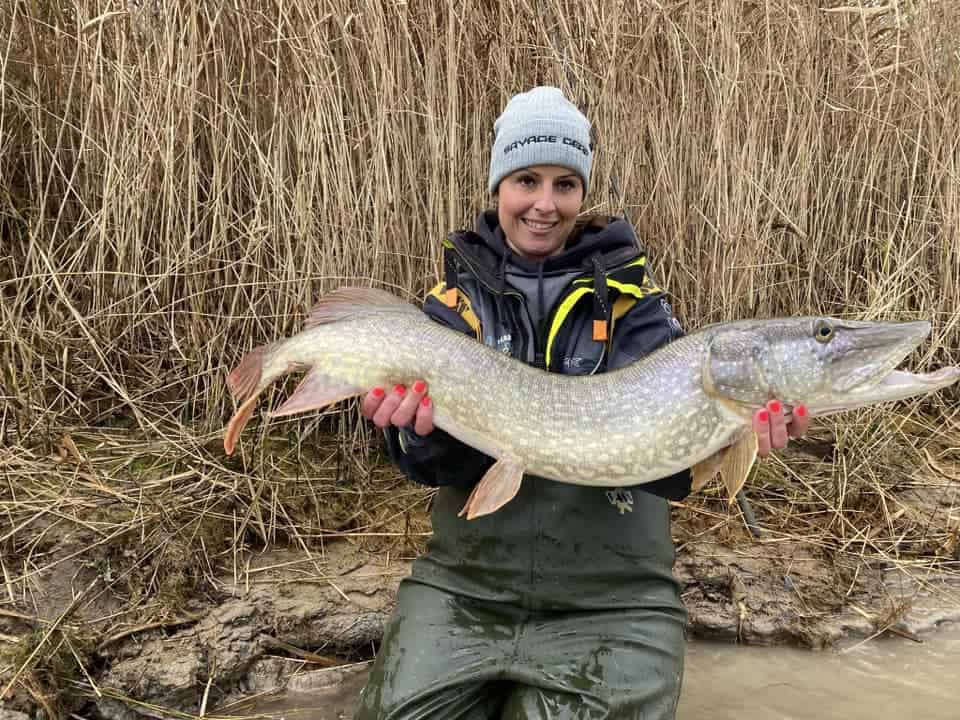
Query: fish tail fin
[[227, 344, 271, 401], [224, 343, 278, 455]]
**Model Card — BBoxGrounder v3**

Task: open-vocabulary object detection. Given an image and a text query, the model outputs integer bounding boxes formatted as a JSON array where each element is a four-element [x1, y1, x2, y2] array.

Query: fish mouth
[[830, 320, 931, 393], [804, 320, 960, 416], [811, 366, 960, 417]]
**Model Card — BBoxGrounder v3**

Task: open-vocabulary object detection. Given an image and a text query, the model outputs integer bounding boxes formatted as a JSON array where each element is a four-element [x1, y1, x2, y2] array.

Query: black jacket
[[388, 211, 691, 613]]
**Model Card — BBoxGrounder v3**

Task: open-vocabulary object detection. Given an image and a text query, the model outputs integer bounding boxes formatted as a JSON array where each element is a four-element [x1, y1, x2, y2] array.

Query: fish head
[[704, 318, 958, 416]]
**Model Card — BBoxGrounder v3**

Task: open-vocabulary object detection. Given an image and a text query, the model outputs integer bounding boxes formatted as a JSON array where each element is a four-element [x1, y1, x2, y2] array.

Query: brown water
[[677, 630, 959, 719], [230, 628, 960, 719]]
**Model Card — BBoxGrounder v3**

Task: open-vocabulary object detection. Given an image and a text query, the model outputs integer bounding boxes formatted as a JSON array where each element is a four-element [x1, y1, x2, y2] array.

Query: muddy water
[[677, 629, 959, 719], [234, 628, 960, 719]]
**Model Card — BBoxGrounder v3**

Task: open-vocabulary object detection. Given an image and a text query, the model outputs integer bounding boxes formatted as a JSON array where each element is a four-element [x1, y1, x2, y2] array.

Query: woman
[[355, 86, 807, 720]]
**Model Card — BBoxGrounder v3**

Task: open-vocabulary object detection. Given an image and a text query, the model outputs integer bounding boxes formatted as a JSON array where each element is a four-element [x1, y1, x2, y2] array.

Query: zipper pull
[[591, 257, 609, 341], [593, 319, 608, 342]]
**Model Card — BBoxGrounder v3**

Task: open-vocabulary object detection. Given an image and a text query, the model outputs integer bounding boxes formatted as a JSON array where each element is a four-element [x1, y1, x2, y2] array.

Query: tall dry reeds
[[1, 1, 960, 709], [2, 0, 957, 439]]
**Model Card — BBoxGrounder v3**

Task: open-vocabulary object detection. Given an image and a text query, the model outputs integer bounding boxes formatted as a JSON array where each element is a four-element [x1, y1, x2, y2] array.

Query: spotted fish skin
[[223, 288, 960, 511]]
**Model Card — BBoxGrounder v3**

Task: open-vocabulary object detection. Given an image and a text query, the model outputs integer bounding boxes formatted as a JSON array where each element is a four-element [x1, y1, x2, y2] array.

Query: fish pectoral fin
[[458, 457, 525, 520], [691, 431, 759, 500], [720, 431, 758, 503], [691, 449, 727, 492], [269, 369, 362, 417]]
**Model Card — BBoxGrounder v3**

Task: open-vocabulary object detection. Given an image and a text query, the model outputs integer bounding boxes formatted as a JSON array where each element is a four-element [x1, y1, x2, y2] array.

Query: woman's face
[[496, 165, 585, 261]]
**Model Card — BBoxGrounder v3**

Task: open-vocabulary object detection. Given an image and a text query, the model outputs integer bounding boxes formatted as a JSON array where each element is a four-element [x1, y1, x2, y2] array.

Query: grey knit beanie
[[487, 86, 593, 194]]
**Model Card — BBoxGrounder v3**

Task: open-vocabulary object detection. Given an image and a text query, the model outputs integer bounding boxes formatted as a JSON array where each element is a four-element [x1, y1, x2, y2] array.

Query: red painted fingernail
[[393, 384, 405, 396], [769, 400, 781, 413], [758, 410, 770, 423], [413, 380, 426, 393], [421, 396, 431, 408], [795, 405, 807, 418], [372, 387, 385, 398]]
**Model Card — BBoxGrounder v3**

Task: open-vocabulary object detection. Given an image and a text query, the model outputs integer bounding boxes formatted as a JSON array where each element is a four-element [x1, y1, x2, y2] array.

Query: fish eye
[[814, 320, 834, 343]]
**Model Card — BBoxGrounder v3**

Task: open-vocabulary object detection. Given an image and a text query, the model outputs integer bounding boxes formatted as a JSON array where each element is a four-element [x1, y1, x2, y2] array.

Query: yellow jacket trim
[[428, 282, 481, 340], [606, 294, 639, 349], [607, 277, 661, 298], [544, 286, 594, 370]]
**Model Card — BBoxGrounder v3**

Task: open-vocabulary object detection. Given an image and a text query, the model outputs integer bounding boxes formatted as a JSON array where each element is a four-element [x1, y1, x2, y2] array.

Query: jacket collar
[[450, 210, 642, 278]]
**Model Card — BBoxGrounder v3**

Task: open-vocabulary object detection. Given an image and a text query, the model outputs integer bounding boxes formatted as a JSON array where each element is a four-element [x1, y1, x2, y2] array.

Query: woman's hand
[[361, 380, 435, 436], [753, 400, 809, 458]]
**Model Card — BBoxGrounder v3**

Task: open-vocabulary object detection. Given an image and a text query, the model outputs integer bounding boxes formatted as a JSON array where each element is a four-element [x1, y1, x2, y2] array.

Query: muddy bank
[[90, 543, 960, 718], [92, 546, 403, 720], [674, 539, 960, 647], [3, 534, 958, 719], [3, 429, 959, 718]]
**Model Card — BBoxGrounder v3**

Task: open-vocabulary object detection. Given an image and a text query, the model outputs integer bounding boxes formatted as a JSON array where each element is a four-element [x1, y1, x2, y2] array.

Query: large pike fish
[[223, 287, 959, 518]]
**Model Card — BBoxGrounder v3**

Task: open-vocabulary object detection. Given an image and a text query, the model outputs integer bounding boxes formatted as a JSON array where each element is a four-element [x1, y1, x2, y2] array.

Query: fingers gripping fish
[[223, 287, 960, 519]]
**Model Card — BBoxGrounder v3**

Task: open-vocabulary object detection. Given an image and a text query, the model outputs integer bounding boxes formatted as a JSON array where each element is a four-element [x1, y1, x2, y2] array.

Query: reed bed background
[[2, 0, 960, 713]]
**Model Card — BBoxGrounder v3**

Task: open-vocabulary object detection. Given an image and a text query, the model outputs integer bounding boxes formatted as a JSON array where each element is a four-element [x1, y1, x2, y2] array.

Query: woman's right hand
[[361, 380, 434, 436]]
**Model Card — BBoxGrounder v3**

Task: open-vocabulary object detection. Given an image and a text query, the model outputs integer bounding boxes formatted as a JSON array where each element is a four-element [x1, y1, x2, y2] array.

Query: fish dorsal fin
[[304, 287, 418, 328]]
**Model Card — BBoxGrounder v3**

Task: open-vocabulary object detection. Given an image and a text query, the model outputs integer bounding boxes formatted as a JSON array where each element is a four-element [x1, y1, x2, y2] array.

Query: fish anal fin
[[270, 370, 362, 417], [304, 287, 415, 328], [224, 394, 259, 456], [458, 457, 525, 520]]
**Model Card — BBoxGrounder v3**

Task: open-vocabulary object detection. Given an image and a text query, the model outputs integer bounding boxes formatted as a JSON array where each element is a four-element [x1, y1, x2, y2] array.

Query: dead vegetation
[[2, 0, 960, 716]]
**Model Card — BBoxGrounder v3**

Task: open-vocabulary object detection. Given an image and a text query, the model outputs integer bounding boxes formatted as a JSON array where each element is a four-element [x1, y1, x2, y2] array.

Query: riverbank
[[5, 540, 958, 719], [1, 414, 959, 717]]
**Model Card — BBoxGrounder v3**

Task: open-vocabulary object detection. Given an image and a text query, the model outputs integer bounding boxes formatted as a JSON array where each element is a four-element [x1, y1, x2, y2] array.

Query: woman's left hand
[[753, 400, 809, 458]]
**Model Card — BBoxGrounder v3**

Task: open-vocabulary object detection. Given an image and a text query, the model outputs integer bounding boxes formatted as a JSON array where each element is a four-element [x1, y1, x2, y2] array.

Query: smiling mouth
[[522, 218, 558, 232]]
